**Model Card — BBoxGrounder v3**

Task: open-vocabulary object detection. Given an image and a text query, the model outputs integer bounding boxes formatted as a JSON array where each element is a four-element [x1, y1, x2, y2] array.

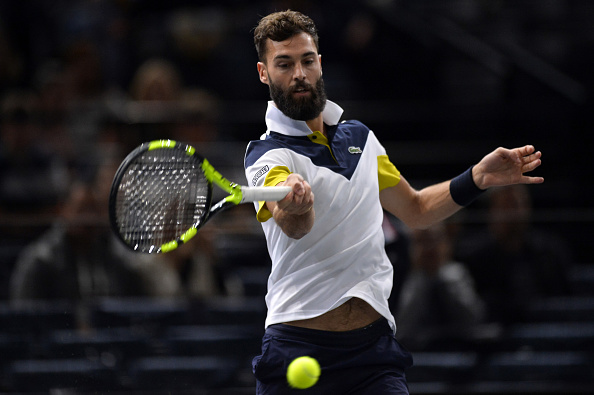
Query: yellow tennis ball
[[286, 356, 321, 389]]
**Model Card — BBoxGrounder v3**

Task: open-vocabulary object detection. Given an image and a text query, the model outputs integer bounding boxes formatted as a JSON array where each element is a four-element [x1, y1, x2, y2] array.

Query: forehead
[[265, 32, 318, 62]]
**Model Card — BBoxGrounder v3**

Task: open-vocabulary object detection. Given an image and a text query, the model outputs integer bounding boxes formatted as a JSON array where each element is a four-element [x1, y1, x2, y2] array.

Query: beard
[[269, 76, 327, 121]]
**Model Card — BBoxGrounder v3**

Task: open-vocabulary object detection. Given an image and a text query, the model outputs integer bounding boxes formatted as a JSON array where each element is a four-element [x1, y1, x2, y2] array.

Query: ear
[[319, 54, 322, 76], [257, 62, 269, 85]]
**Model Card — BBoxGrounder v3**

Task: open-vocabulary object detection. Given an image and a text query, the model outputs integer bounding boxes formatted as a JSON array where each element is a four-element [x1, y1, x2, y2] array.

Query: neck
[[306, 116, 325, 135]]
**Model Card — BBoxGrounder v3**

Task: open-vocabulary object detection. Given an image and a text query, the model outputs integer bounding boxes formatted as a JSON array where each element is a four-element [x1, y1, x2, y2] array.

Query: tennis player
[[244, 10, 543, 394]]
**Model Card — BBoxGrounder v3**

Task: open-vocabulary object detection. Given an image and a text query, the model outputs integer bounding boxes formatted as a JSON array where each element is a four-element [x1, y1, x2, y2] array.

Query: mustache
[[289, 81, 312, 93]]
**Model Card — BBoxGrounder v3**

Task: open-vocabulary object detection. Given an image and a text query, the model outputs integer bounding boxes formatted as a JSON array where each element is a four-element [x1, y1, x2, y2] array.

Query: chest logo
[[348, 146, 363, 154]]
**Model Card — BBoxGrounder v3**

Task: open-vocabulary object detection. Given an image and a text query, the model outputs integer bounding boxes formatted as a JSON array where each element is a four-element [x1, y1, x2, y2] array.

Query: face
[[258, 32, 326, 121], [489, 186, 531, 240], [411, 226, 448, 274], [62, 183, 109, 247]]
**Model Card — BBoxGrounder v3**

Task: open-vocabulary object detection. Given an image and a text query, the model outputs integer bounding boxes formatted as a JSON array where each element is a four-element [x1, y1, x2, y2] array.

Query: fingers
[[284, 174, 307, 200], [522, 151, 542, 163], [478, 145, 544, 188], [518, 144, 536, 156], [521, 175, 545, 184], [519, 145, 541, 160], [292, 180, 306, 198], [517, 145, 544, 184], [518, 146, 542, 173], [522, 154, 542, 171], [277, 174, 314, 215], [290, 180, 314, 214], [516, 144, 542, 159]]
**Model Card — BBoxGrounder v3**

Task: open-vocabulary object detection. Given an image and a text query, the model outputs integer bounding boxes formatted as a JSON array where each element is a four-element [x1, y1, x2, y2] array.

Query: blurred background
[[0, 0, 593, 394]]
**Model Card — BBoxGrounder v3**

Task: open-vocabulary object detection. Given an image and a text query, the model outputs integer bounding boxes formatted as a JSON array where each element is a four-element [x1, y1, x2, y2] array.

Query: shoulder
[[336, 120, 379, 142], [244, 133, 306, 169], [340, 119, 368, 128], [12, 227, 66, 279], [245, 135, 277, 158], [245, 138, 278, 169], [439, 261, 474, 281], [336, 119, 371, 134], [335, 120, 385, 155], [19, 227, 63, 261]]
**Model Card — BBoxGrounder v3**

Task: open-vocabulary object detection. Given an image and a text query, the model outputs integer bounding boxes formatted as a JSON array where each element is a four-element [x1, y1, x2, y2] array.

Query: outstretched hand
[[473, 145, 544, 190]]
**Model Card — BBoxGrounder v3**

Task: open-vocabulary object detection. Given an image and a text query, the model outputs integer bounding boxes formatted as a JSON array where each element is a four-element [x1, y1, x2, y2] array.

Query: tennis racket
[[109, 139, 290, 253]]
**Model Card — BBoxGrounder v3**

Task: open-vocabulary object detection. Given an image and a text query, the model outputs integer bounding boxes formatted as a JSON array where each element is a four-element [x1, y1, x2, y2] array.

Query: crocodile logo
[[348, 146, 363, 154]]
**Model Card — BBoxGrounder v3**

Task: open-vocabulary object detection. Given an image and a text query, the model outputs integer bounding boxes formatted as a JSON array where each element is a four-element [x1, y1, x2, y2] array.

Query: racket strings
[[115, 150, 209, 252]]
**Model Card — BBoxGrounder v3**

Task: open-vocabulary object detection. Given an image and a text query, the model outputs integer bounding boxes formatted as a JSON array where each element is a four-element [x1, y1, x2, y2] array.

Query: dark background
[[1, 1, 593, 394]]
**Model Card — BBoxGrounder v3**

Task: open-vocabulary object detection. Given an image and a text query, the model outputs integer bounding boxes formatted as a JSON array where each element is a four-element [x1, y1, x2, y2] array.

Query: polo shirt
[[244, 100, 401, 332]]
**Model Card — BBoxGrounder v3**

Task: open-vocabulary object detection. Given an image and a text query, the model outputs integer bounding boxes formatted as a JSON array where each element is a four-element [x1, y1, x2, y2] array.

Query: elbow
[[285, 230, 309, 240], [284, 217, 314, 240], [282, 222, 313, 239], [396, 205, 435, 230], [276, 210, 315, 240]]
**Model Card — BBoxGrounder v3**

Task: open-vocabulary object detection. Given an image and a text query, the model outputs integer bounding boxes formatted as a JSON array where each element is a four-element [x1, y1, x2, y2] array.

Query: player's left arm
[[380, 145, 543, 229], [380, 177, 460, 230]]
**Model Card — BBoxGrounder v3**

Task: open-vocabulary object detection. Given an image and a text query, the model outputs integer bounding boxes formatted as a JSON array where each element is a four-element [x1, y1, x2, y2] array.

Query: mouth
[[292, 86, 311, 96]]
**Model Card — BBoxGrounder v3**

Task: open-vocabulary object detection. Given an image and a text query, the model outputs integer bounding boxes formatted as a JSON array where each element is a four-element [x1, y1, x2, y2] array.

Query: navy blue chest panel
[[245, 120, 370, 180]]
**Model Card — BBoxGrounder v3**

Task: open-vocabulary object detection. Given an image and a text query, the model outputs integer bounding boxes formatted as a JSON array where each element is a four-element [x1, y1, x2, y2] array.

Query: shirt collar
[[264, 100, 344, 137]]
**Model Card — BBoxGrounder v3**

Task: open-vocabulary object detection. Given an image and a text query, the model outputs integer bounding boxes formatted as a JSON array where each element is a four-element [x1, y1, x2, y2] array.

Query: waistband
[[265, 317, 393, 347]]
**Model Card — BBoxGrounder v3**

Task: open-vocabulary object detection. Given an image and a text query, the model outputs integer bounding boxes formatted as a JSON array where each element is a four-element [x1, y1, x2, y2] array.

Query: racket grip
[[241, 186, 291, 203]]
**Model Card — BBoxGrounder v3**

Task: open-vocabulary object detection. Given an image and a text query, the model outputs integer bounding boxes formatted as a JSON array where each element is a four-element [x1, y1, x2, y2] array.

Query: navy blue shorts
[[252, 318, 413, 394]]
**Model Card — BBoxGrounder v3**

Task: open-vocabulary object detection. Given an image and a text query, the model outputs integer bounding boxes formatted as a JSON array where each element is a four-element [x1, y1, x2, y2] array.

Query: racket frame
[[109, 139, 290, 254]]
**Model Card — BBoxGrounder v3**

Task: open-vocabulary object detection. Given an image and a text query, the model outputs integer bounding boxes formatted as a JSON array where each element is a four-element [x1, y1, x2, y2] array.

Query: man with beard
[[244, 10, 544, 394]]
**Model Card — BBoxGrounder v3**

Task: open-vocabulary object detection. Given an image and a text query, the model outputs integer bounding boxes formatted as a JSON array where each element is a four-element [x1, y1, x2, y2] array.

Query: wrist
[[449, 166, 485, 206], [471, 164, 486, 190]]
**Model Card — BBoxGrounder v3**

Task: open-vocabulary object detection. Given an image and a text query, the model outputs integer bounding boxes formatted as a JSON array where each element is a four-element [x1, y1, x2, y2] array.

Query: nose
[[293, 63, 306, 81]]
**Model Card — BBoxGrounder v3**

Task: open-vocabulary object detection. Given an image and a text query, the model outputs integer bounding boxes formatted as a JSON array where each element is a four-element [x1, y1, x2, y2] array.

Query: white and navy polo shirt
[[244, 100, 401, 332]]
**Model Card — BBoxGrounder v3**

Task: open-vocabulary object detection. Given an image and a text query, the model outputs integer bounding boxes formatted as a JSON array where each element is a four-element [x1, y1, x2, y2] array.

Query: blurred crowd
[[0, 0, 588, 346], [390, 184, 573, 350]]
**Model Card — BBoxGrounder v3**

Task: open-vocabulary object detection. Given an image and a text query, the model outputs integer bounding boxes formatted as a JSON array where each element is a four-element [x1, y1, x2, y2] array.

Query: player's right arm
[[244, 142, 314, 239], [266, 173, 315, 240]]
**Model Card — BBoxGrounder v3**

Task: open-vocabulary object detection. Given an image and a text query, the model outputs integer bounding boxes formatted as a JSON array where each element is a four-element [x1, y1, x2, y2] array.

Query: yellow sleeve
[[256, 166, 292, 222], [378, 155, 401, 191]]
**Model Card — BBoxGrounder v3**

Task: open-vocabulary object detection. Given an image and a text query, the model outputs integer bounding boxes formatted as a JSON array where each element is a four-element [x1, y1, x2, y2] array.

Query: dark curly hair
[[253, 10, 320, 63]]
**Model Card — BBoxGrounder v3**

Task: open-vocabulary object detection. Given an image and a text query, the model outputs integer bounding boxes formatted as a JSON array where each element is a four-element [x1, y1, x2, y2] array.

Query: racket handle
[[241, 186, 292, 203]]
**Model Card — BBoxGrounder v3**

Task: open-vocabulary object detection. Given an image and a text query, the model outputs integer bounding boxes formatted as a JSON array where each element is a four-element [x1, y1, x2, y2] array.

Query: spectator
[[396, 222, 486, 350], [9, 157, 148, 301], [137, 234, 226, 300], [129, 58, 182, 102], [127, 57, 220, 143], [460, 184, 573, 324]]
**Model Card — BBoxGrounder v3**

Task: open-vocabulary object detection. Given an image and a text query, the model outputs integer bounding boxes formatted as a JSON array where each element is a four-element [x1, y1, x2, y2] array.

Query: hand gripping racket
[[109, 139, 290, 253]]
